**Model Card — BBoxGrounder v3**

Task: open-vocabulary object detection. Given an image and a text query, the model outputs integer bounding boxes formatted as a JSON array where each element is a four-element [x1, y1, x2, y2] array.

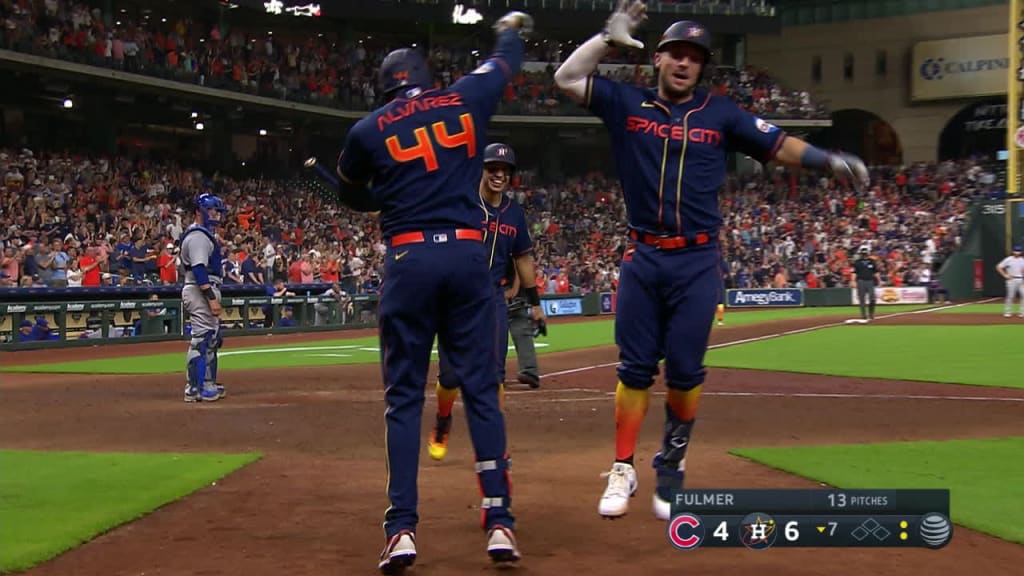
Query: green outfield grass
[[0, 450, 261, 572], [731, 437, 1024, 544], [705, 325, 1022, 388], [1, 304, 935, 375]]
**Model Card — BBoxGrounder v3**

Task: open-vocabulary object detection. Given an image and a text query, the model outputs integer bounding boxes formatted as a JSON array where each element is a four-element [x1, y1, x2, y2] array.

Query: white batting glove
[[828, 152, 871, 194], [604, 0, 647, 50], [494, 11, 534, 40]]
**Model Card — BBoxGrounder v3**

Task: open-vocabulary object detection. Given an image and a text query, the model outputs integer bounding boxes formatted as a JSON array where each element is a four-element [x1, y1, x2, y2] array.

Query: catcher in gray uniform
[[181, 193, 228, 403]]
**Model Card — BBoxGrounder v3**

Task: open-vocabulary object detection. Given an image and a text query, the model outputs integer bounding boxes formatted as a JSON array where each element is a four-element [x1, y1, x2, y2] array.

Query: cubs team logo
[[754, 118, 778, 133], [668, 513, 705, 550]]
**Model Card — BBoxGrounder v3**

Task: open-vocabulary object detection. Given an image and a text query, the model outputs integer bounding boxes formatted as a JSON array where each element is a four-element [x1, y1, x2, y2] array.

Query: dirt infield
[[3, 311, 1023, 575]]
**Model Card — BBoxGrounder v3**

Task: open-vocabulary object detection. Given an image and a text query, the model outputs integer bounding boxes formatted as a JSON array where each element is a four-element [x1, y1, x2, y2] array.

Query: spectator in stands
[[66, 257, 83, 287], [79, 245, 102, 287], [157, 242, 178, 284]]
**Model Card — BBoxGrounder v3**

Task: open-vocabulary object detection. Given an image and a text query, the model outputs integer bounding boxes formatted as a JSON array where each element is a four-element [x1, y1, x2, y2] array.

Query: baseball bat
[[304, 156, 340, 190]]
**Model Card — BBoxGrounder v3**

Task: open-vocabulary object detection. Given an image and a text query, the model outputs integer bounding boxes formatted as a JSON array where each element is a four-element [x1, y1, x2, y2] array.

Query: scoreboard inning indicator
[[668, 489, 951, 551]]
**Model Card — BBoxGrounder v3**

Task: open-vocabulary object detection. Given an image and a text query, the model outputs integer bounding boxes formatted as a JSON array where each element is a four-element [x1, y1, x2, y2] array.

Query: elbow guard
[[191, 263, 210, 286]]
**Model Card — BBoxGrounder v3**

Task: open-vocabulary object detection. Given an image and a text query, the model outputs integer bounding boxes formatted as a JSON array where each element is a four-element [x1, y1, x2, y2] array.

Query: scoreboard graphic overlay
[[667, 490, 951, 551]]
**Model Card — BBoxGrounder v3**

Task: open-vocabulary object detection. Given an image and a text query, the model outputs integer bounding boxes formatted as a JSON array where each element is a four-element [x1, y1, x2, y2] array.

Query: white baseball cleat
[[486, 524, 521, 564], [378, 530, 416, 575], [653, 493, 672, 521], [598, 462, 638, 518]]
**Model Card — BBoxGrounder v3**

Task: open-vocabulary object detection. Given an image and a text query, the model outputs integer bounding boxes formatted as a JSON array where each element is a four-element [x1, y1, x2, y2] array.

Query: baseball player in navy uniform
[[554, 0, 870, 520], [180, 194, 228, 403], [334, 13, 532, 573], [428, 143, 545, 461], [716, 255, 728, 326]]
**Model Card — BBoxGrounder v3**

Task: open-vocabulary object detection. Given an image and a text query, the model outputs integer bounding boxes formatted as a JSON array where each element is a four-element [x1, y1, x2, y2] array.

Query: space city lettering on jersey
[[376, 93, 466, 131], [625, 116, 721, 146], [726, 288, 804, 308]]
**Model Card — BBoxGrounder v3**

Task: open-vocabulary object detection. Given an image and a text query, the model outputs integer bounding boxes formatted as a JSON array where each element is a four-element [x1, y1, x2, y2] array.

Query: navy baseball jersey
[[483, 195, 532, 289], [585, 80, 786, 236], [338, 32, 524, 238]]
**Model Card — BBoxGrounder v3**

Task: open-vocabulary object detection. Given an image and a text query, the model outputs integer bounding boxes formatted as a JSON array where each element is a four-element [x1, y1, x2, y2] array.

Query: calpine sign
[[726, 288, 804, 308], [911, 34, 1008, 101]]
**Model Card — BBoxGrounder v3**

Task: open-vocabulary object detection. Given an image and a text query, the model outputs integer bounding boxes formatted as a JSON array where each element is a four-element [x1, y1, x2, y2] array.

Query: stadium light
[[195, 122, 205, 131], [259, 129, 268, 136], [191, 112, 198, 118], [62, 98, 73, 109]]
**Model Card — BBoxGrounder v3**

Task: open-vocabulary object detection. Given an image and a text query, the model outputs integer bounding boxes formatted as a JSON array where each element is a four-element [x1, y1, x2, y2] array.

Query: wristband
[[202, 287, 217, 301], [524, 286, 541, 306], [800, 145, 830, 170]]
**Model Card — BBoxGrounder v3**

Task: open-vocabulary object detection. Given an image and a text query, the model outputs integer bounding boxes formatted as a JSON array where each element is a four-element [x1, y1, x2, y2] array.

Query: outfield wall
[[0, 291, 618, 351], [0, 285, 962, 352]]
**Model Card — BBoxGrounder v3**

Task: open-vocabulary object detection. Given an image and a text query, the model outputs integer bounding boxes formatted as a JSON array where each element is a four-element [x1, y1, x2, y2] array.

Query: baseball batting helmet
[[1014, 244, 1022, 252], [196, 193, 227, 228], [484, 143, 516, 170], [656, 20, 712, 63], [379, 48, 432, 99]]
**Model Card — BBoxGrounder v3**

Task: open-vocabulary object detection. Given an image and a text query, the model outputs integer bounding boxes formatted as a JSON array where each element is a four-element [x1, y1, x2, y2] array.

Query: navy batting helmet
[[484, 143, 516, 170], [379, 48, 432, 98], [656, 20, 712, 63]]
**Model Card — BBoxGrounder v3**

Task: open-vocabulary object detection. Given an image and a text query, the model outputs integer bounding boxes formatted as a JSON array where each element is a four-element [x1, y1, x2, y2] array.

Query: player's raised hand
[[494, 11, 534, 40], [605, 0, 647, 50], [828, 151, 870, 193]]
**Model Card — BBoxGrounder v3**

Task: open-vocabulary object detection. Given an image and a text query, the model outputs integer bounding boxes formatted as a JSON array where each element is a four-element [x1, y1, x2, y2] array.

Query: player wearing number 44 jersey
[[335, 11, 533, 575], [554, 0, 871, 522]]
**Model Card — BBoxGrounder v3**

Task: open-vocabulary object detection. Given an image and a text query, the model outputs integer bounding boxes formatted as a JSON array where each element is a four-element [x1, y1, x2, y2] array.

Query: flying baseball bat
[[304, 156, 339, 190]]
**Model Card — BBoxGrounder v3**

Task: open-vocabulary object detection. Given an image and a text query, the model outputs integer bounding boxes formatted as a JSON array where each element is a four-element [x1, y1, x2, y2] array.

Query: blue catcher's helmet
[[484, 143, 516, 171], [196, 193, 227, 228], [379, 48, 432, 99]]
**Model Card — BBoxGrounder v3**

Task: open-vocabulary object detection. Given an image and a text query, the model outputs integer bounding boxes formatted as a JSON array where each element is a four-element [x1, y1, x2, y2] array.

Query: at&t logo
[[920, 58, 945, 80], [667, 513, 705, 550]]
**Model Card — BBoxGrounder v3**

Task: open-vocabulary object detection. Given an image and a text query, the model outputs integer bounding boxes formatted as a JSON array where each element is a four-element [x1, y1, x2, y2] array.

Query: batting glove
[[494, 11, 534, 40], [604, 0, 647, 50], [827, 152, 870, 194]]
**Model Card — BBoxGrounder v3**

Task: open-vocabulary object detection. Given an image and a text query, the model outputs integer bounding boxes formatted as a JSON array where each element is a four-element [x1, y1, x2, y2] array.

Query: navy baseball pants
[[438, 288, 509, 389], [379, 230, 514, 538], [615, 241, 720, 390]]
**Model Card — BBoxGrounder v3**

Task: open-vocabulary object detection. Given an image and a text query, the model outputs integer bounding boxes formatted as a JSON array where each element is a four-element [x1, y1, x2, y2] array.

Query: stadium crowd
[[0, 0, 826, 119], [0, 145, 997, 298]]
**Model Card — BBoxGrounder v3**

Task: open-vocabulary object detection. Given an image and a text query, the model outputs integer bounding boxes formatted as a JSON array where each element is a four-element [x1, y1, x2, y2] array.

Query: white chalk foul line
[[508, 390, 1024, 404], [539, 299, 998, 380]]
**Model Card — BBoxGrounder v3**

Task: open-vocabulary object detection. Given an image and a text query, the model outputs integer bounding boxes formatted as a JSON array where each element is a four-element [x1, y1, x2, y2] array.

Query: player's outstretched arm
[[554, 0, 647, 101], [773, 136, 871, 194]]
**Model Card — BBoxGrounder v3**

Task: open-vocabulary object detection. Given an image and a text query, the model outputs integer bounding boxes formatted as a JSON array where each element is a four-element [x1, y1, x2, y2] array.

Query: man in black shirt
[[853, 248, 881, 321]]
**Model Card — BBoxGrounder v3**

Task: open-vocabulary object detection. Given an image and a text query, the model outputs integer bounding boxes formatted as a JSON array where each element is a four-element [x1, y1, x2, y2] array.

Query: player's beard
[[658, 70, 697, 102]]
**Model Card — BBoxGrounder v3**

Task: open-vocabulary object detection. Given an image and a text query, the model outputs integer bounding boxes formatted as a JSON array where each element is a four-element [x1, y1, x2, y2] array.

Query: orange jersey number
[[385, 113, 476, 172]]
